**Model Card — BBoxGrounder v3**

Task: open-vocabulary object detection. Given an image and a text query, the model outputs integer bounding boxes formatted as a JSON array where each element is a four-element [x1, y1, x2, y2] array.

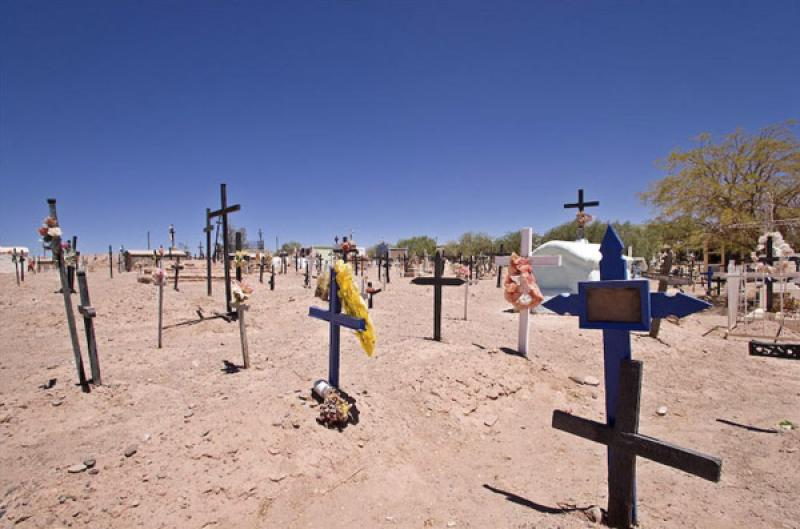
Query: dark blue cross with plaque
[[543, 225, 720, 528], [308, 267, 366, 388]]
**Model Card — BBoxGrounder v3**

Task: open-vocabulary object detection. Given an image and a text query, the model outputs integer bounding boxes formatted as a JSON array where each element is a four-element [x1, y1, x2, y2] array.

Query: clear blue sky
[[2, 1, 799, 254]]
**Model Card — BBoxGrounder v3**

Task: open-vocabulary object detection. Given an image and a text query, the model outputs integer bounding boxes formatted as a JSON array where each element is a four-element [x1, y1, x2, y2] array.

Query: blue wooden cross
[[308, 267, 366, 388], [543, 225, 716, 528]]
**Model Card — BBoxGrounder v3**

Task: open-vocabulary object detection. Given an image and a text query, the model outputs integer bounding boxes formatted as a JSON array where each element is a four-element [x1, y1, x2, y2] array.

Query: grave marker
[[552, 360, 721, 528], [172, 256, 184, 291], [45, 199, 90, 393], [12, 250, 20, 286], [543, 225, 715, 527], [108, 245, 113, 278], [207, 184, 241, 317], [76, 270, 101, 385], [308, 267, 367, 387], [204, 208, 213, 296], [497, 227, 562, 356], [563, 188, 600, 240], [411, 251, 465, 341]]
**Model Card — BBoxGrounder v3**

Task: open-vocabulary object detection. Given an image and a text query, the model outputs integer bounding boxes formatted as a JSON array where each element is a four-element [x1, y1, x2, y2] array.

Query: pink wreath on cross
[[503, 253, 544, 311]]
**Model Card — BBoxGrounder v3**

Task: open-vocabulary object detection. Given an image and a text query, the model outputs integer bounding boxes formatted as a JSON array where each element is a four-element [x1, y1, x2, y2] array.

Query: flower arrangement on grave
[[234, 250, 248, 269], [333, 260, 376, 356], [455, 264, 470, 279], [576, 211, 593, 227], [751, 231, 796, 273], [503, 252, 544, 311], [37, 217, 62, 246], [152, 268, 168, 287], [231, 280, 253, 308], [318, 388, 353, 429]]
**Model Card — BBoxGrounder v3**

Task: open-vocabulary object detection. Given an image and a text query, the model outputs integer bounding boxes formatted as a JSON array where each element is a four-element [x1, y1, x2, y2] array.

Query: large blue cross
[[308, 267, 366, 388], [543, 225, 713, 527]]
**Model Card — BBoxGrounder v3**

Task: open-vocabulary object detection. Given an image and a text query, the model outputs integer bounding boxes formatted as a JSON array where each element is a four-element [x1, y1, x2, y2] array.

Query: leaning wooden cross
[[308, 266, 367, 387], [207, 183, 241, 318], [543, 225, 719, 528], [412, 251, 465, 342], [76, 270, 102, 385], [43, 199, 91, 393], [497, 227, 562, 356]]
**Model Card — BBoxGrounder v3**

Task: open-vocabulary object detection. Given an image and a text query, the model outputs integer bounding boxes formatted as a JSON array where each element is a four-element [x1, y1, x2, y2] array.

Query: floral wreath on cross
[[503, 253, 544, 311]]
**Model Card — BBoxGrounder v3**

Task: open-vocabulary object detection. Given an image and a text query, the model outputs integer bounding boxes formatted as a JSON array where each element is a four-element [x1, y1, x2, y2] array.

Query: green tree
[[280, 241, 303, 253], [396, 235, 437, 258], [640, 122, 800, 255]]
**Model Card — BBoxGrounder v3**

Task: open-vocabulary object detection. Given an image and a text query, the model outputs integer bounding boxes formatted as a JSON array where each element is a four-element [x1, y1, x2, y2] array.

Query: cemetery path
[[0, 260, 798, 529]]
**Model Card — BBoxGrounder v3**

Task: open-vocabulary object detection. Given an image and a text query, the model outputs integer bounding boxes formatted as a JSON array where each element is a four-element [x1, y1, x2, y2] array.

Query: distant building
[[123, 249, 190, 272]]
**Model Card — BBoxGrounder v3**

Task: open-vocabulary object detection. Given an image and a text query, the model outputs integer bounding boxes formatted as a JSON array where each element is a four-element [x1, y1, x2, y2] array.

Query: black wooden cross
[[384, 251, 390, 283], [76, 270, 101, 385], [411, 251, 465, 341], [270, 268, 276, 290], [305, 260, 310, 288], [759, 235, 777, 311], [108, 245, 113, 279], [366, 282, 381, 309], [207, 184, 241, 317], [169, 224, 175, 249], [204, 208, 213, 296], [564, 188, 600, 240], [553, 359, 721, 528]]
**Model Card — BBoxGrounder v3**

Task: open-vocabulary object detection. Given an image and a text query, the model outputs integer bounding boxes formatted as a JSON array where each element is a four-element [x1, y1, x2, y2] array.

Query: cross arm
[[308, 307, 367, 331], [619, 432, 722, 482], [78, 305, 97, 318], [553, 410, 613, 445], [542, 293, 582, 315], [412, 277, 465, 286], [208, 204, 241, 218], [650, 292, 711, 319]]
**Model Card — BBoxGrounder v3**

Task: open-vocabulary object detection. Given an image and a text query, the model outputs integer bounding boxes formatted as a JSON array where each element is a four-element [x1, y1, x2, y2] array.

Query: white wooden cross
[[495, 227, 562, 356]]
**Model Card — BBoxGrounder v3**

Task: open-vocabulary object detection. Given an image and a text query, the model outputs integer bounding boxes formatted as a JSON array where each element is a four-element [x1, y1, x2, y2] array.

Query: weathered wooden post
[[172, 256, 183, 291], [19, 251, 26, 282], [157, 273, 164, 349], [108, 245, 113, 278], [12, 250, 20, 286], [270, 268, 275, 290], [77, 270, 101, 385], [204, 208, 213, 296], [46, 199, 90, 393], [235, 232, 243, 282], [649, 250, 673, 339], [305, 260, 310, 288], [238, 304, 250, 368], [259, 254, 265, 284], [384, 252, 390, 284]]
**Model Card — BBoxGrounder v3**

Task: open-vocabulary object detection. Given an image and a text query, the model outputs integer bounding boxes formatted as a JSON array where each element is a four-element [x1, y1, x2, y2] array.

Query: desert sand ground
[[0, 260, 798, 529]]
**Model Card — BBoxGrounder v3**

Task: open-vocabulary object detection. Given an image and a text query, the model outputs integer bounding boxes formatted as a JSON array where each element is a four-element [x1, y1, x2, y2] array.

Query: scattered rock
[[83, 458, 96, 468], [124, 445, 138, 458], [51, 399, 63, 407], [269, 473, 287, 482], [569, 375, 600, 387], [656, 406, 668, 416], [67, 464, 87, 474], [447, 522, 457, 527], [484, 415, 498, 427], [88, 468, 99, 475], [585, 505, 603, 523], [184, 411, 194, 419], [268, 447, 281, 455]]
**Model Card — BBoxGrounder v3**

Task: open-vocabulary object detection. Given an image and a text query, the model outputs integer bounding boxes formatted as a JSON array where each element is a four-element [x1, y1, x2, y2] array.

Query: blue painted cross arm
[[650, 292, 711, 319], [308, 306, 367, 331]]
